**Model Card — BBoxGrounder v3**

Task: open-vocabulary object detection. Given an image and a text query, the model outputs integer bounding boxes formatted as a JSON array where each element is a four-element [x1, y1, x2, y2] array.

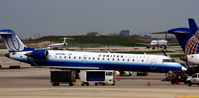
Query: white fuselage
[[187, 54, 199, 65], [9, 49, 184, 72], [150, 39, 168, 46]]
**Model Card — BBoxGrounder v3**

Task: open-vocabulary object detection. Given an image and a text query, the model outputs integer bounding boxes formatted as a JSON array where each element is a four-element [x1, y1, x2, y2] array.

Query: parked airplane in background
[[0, 29, 186, 72], [47, 37, 73, 49], [146, 39, 168, 49], [160, 18, 199, 65]]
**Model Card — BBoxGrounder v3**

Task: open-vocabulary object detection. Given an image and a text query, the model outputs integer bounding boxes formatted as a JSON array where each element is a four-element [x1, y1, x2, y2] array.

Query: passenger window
[[64, 56, 66, 59], [79, 57, 81, 59], [74, 56, 76, 59], [93, 57, 95, 60]]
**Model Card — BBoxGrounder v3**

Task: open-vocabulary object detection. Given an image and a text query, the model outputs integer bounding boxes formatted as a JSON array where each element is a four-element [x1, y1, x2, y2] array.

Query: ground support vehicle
[[169, 71, 188, 84], [187, 73, 199, 86], [50, 69, 76, 86], [80, 70, 115, 86]]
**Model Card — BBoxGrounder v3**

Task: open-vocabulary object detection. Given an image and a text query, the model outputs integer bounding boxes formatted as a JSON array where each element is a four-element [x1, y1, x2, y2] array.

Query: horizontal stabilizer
[[150, 31, 168, 34], [168, 28, 190, 34], [0, 32, 12, 35]]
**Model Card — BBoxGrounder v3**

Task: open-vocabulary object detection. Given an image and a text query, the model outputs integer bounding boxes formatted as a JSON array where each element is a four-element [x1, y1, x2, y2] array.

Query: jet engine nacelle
[[26, 49, 49, 59], [180, 56, 187, 62]]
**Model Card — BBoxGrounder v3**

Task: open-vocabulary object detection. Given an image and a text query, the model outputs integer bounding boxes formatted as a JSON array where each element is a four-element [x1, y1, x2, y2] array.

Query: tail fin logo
[[4, 35, 23, 51], [185, 30, 199, 55]]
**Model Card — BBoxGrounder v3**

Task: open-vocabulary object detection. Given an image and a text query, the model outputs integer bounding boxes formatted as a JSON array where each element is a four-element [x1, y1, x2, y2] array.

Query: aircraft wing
[[135, 43, 148, 45], [167, 43, 179, 46], [150, 31, 168, 34], [40, 66, 99, 70], [151, 28, 190, 34]]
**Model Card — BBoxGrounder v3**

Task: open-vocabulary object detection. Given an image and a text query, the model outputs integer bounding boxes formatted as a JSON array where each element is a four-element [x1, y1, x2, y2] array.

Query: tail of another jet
[[168, 18, 199, 55], [0, 29, 34, 52]]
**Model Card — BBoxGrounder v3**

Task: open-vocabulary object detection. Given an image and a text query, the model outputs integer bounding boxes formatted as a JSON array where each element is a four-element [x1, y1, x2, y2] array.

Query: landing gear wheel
[[95, 83, 98, 86], [52, 83, 59, 86], [163, 45, 167, 49], [69, 82, 73, 86], [171, 79, 176, 84], [86, 82, 89, 86], [81, 83, 85, 86], [188, 81, 192, 86]]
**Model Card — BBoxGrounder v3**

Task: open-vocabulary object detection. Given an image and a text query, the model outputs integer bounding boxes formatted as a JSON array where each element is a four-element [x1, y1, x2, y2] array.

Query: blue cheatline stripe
[[11, 57, 182, 72]]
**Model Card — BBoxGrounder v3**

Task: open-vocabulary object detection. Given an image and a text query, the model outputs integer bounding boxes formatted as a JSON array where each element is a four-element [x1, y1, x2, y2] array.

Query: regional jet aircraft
[[0, 29, 186, 72]]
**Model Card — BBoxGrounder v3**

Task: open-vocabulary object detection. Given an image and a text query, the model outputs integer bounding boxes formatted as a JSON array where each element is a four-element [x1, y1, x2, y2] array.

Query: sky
[[0, 0, 199, 39]]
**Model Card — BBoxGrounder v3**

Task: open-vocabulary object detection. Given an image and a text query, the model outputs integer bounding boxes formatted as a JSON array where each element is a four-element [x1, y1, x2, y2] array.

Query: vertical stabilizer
[[189, 18, 198, 34], [168, 18, 199, 55], [0, 29, 34, 52]]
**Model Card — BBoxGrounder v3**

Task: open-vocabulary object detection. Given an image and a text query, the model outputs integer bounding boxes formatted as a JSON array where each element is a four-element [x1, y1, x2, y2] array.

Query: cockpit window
[[163, 59, 176, 62]]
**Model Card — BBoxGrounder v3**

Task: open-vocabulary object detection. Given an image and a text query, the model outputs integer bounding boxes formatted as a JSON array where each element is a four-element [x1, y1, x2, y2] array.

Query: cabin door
[[150, 59, 156, 69]]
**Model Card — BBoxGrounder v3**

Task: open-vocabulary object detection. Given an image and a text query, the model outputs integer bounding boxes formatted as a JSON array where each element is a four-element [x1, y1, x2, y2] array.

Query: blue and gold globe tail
[[168, 18, 199, 55]]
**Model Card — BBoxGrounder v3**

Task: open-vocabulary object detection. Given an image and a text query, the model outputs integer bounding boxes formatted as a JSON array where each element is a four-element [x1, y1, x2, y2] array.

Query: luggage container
[[50, 69, 76, 86], [80, 70, 115, 86]]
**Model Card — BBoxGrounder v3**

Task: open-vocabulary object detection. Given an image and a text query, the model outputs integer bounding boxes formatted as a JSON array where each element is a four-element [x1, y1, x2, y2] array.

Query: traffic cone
[[147, 81, 150, 87], [117, 75, 120, 81]]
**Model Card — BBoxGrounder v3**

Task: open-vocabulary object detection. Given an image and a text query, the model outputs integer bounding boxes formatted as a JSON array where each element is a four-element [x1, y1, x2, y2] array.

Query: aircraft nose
[[4, 53, 10, 58], [181, 66, 187, 71]]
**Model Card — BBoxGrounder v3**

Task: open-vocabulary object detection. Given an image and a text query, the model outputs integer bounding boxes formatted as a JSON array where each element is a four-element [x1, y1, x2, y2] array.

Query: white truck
[[187, 73, 199, 86], [80, 70, 115, 86]]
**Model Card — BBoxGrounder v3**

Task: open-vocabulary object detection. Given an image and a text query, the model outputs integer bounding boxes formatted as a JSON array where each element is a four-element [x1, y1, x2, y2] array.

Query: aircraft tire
[[95, 83, 98, 86], [86, 82, 89, 86], [69, 82, 73, 86], [163, 45, 167, 49], [188, 81, 192, 86], [171, 79, 176, 84]]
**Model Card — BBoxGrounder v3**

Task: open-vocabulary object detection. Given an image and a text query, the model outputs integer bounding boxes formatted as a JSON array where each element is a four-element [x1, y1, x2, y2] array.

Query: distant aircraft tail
[[0, 29, 34, 52], [168, 18, 199, 55]]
